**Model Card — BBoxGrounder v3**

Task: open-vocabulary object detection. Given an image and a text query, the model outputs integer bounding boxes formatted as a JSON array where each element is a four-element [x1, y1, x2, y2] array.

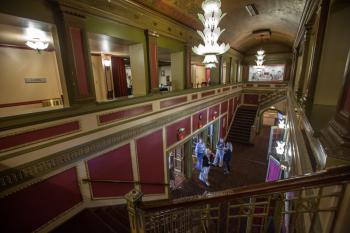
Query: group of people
[[195, 138, 233, 186]]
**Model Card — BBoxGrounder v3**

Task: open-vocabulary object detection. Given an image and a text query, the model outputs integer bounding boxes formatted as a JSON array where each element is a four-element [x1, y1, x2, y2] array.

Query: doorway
[[168, 145, 185, 190]]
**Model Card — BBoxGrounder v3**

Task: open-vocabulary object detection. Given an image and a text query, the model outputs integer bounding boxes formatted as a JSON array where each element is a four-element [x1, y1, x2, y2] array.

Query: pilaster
[[56, 4, 96, 103], [145, 30, 159, 93], [296, 24, 313, 100], [184, 44, 192, 89]]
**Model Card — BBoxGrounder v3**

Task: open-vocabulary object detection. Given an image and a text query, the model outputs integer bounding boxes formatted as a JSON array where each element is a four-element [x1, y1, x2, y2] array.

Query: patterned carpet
[[171, 126, 271, 199]]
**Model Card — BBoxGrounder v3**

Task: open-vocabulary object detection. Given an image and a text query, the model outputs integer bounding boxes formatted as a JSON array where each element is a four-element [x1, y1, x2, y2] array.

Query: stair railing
[[125, 165, 350, 233]]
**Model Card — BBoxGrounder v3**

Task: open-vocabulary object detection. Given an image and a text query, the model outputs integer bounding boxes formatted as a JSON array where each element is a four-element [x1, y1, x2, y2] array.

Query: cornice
[[0, 92, 239, 194]]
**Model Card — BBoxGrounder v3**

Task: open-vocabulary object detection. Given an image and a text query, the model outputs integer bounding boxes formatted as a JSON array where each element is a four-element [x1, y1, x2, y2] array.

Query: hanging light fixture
[[255, 35, 265, 71], [25, 27, 49, 52], [192, 0, 230, 68]]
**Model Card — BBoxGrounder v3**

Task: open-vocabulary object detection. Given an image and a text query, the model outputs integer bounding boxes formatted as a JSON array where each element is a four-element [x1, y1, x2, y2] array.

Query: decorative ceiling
[[132, 0, 306, 53]]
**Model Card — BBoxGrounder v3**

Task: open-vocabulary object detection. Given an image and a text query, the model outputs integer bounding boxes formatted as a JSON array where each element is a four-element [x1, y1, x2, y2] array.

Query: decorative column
[[145, 30, 159, 93], [184, 43, 192, 89], [57, 5, 95, 103], [296, 24, 313, 101], [320, 50, 350, 161]]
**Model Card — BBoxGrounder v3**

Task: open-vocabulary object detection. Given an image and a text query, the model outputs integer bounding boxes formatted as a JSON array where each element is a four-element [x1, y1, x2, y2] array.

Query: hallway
[[171, 126, 271, 199]]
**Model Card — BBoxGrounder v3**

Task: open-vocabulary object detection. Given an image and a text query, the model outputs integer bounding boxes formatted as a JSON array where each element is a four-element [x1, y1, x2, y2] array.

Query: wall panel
[[0, 168, 82, 233], [136, 129, 165, 194], [87, 144, 133, 198]]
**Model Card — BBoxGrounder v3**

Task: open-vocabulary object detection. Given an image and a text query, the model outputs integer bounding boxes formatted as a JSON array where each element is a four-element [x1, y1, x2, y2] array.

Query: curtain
[[111, 56, 128, 97]]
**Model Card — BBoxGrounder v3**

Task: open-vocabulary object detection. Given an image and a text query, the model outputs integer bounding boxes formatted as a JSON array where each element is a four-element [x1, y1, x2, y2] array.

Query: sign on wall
[[249, 64, 285, 82], [24, 78, 47, 83]]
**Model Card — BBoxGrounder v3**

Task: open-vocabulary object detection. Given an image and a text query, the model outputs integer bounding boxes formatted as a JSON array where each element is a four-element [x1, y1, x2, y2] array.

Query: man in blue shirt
[[195, 138, 206, 171]]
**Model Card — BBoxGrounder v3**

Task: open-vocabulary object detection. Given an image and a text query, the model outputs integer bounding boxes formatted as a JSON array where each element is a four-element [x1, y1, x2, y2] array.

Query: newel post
[[125, 189, 145, 233]]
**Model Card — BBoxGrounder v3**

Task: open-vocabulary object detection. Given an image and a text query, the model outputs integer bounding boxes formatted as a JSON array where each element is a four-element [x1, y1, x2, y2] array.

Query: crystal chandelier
[[255, 48, 265, 71], [192, 0, 230, 68]]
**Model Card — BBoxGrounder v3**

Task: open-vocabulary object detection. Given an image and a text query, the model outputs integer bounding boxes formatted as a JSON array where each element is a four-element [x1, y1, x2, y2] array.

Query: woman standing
[[213, 138, 225, 167], [223, 142, 233, 174]]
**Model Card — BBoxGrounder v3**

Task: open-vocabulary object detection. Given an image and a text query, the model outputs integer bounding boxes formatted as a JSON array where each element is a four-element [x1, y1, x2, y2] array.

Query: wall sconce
[[102, 59, 112, 68], [213, 111, 218, 120], [198, 113, 203, 128], [25, 27, 49, 52], [177, 128, 186, 140]]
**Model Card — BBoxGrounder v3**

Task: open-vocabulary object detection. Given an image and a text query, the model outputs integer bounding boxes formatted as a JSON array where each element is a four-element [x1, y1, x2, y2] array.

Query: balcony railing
[[124, 165, 350, 233]]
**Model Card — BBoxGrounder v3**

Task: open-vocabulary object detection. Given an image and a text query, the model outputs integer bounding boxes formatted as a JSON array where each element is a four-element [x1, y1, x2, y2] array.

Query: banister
[[82, 179, 169, 186], [138, 165, 350, 211]]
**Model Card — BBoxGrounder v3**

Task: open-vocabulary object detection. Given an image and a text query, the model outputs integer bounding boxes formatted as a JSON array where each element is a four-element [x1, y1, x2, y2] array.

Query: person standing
[[223, 142, 233, 174], [195, 138, 206, 171], [213, 138, 225, 167], [199, 150, 211, 186]]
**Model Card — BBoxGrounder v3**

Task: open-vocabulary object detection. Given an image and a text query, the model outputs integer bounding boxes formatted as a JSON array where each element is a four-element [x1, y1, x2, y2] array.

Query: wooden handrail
[[82, 179, 169, 186], [139, 165, 350, 211]]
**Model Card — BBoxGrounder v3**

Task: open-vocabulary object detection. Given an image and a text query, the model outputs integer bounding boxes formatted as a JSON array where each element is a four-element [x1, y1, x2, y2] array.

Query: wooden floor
[[171, 126, 271, 199]]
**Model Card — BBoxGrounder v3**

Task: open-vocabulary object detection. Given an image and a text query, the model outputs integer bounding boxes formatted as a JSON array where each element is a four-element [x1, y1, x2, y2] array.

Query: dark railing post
[[125, 189, 145, 233]]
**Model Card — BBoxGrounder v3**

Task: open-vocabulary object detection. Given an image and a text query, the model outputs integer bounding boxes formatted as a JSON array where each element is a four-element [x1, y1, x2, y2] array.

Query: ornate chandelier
[[192, 0, 230, 68], [255, 48, 265, 71]]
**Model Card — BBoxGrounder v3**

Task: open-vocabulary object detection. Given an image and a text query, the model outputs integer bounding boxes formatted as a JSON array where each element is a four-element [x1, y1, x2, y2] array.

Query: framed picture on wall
[[248, 64, 285, 82]]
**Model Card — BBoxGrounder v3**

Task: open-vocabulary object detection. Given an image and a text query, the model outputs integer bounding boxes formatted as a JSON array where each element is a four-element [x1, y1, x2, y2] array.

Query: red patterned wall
[[244, 94, 259, 105], [87, 144, 134, 198], [166, 117, 191, 147], [136, 129, 165, 194], [160, 96, 187, 109], [192, 109, 208, 132], [0, 168, 82, 233], [98, 104, 153, 124], [0, 121, 80, 151]]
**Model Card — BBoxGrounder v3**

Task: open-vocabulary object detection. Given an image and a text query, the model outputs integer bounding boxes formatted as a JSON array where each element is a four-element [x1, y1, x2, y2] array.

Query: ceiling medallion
[[192, 0, 230, 68]]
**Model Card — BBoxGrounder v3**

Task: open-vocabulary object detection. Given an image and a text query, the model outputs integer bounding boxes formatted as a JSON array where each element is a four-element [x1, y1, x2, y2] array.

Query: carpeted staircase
[[227, 105, 258, 144], [52, 205, 130, 233]]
